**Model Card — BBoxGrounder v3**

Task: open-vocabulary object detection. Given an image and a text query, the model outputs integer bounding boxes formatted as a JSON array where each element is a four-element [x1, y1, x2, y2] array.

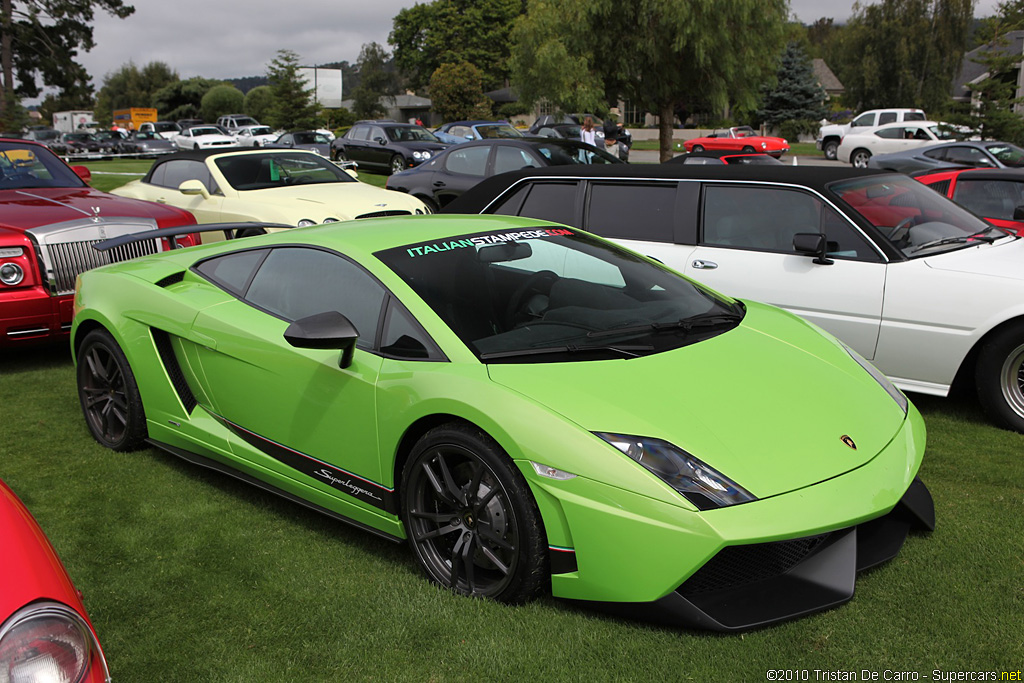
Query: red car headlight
[[0, 602, 108, 683]]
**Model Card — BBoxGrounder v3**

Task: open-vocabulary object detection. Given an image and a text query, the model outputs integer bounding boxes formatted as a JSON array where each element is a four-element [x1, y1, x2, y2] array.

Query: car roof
[[444, 164, 894, 214], [926, 167, 1024, 181]]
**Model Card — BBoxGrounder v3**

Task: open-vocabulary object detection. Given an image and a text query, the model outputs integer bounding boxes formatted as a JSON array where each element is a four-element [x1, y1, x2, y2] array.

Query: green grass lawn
[[4, 160, 1018, 680], [2, 347, 1022, 682]]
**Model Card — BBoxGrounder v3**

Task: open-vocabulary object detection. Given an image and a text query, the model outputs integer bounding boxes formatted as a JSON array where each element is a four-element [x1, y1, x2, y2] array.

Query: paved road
[[629, 148, 842, 166]]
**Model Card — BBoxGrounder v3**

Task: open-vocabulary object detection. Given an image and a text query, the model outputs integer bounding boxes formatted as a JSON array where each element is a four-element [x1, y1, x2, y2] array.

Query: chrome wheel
[[823, 140, 838, 160], [390, 154, 406, 175], [999, 342, 1024, 419], [852, 150, 871, 168], [402, 425, 546, 602], [976, 322, 1024, 432]]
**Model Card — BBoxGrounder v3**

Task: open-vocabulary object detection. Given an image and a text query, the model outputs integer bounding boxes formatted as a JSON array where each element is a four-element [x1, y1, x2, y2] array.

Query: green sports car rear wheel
[[77, 329, 147, 452], [402, 424, 547, 603]]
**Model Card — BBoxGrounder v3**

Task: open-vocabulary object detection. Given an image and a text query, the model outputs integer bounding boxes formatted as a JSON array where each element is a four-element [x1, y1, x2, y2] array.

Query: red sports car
[[914, 167, 1024, 236], [0, 138, 197, 347], [683, 126, 789, 158], [0, 477, 110, 682], [667, 150, 784, 165]]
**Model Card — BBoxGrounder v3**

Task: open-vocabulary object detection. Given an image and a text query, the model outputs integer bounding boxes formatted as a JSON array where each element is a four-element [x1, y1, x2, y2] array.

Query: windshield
[[376, 227, 742, 363], [986, 143, 1024, 168], [829, 174, 1006, 257], [385, 126, 441, 143], [214, 151, 356, 190], [533, 142, 621, 165], [477, 124, 523, 139], [0, 142, 85, 188]]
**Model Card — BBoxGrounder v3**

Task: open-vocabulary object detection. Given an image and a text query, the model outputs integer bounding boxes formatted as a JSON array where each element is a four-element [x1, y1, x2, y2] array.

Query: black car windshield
[[830, 174, 1008, 257], [532, 142, 621, 165], [0, 142, 85, 188], [986, 143, 1024, 168], [376, 227, 743, 362], [385, 126, 441, 143], [215, 151, 356, 190]]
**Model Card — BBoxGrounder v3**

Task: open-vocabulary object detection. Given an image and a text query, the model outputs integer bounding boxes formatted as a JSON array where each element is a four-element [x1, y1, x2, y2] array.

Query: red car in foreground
[[0, 138, 197, 347], [914, 167, 1024, 236], [0, 478, 110, 682], [683, 126, 789, 158]]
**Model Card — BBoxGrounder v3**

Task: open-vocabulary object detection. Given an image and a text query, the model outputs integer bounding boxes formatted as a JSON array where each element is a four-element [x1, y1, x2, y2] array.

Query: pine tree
[[265, 50, 320, 131], [757, 42, 828, 134]]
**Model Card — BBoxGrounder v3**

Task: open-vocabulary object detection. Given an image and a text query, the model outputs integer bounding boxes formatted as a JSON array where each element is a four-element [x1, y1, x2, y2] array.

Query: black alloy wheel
[[402, 424, 547, 603], [77, 329, 147, 451]]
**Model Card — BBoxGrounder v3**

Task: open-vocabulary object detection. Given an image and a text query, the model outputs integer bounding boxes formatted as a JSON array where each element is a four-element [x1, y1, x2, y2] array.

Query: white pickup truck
[[817, 108, 926, 160]]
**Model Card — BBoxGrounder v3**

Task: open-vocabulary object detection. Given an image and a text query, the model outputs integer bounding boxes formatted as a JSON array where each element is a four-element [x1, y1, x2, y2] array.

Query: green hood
[[486, 302, 907, 500]]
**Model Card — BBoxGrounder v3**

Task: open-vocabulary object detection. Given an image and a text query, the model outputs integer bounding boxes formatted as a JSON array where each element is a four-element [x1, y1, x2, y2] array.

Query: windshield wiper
[[585, 311, 743, 340], [910, 227, 1004, 253], [479, 343, 654, 360]]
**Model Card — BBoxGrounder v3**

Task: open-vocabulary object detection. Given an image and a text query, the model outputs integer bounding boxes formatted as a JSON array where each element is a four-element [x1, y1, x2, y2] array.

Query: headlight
[[761, 141, 767, 149], [0, 247, 23, 258], [322, 218, 339, 223], [0, 601, 106, 683], [296, 219, 316, 228], [839, 341, 908, 414], [412, 151, 431, 160], [595, 433, 756, 510], [0, 262, 24, 286]]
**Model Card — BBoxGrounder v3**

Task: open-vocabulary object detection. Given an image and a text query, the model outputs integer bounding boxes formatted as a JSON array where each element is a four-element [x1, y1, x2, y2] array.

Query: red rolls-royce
[[683, 126, 790, 158], [0, 477, 110, 682], [0, 138, 197, 347]]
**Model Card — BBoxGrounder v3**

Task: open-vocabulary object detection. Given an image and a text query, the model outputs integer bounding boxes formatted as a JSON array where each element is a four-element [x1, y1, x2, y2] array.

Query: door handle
[[692, 259, 718, 270]]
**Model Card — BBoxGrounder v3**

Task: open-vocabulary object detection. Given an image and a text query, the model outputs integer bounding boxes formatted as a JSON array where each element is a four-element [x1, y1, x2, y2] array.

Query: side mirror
[[793, 232, 833, 265], [375, 137, 387, 145], [284, 311, 359, 368], [178, 179, 210, 199], [72, 166, 92, 184], [1013, 205, 1024, 221]]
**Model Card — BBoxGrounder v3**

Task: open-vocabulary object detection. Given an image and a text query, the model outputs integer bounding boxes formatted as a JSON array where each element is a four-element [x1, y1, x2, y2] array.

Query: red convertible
[[0, 477, 110, 682], [0, 139, 197, 347], [683, 126, 789, 158]]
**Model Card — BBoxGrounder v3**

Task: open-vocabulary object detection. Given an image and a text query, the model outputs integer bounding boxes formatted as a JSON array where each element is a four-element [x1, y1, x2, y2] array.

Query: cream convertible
[[113, 149, 428, 236]]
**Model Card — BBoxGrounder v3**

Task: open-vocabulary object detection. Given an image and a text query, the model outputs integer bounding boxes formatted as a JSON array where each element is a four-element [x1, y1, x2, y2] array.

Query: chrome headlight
[[595, 433, 756, 510], [839, 342, 908, 414], [412, 150, 431, 161], [760, 141, 767, 149], [296, 219, 316, 228], [0, 262, 24, 286], [0, 601, 107, 683], [322, 218, 339, 224]]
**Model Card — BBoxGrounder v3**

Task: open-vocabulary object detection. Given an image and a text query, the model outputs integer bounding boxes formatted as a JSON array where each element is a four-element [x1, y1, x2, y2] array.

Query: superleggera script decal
[[405, 228, 573, 257]]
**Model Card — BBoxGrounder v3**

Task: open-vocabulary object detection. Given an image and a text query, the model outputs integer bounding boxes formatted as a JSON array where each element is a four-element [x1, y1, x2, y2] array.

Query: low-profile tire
[[193, 143, 200, 151], [332, 148, 348, 162], [851, 149, 871, 168], [77, 328, 147, 452], [389, 154, 406, 175], [418, 196, 439, 214], [741, 145, 756, 153], [823, 139, 839, 160], [975, 321, 1024, 433], [691, 144, 705, 153], [401, 423, 548, 604]]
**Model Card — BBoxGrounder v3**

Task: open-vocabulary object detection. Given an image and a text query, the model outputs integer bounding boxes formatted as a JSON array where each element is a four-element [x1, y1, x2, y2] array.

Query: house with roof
[[953, 30, 1024, 112]]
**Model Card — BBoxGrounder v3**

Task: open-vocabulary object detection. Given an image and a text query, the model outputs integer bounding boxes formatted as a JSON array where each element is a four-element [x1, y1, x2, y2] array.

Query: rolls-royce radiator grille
[[42, 238, 159, 295]]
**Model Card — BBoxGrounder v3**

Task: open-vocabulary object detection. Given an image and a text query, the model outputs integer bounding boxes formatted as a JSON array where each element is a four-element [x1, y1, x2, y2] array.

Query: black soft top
[[444, 163, 894, 214]]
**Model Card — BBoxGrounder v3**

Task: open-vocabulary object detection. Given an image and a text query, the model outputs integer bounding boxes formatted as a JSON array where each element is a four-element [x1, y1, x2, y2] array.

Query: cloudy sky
[[76, 0, 1001, 87]]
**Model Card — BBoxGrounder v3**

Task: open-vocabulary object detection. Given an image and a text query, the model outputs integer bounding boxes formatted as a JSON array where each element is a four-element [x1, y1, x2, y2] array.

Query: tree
[[200, 84, 244, 123], [390, 0, 525, 92], [264, 49, 319, 130], [243, 85, 274, 124], [94, 61, 178, 124], [758, 42, 828, 135], [834, 0, 974, 112], [153, 77, 223, 121], [511, 0, 788, 161], [429, 62, 493, 121], [0, 0, 134, 126], [351, 42, 398, 120]]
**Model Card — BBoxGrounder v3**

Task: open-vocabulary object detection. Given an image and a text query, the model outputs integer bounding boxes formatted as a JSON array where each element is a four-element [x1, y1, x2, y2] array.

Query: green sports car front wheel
[[401, 424, 548, 603], [77, 329, 147, 452]]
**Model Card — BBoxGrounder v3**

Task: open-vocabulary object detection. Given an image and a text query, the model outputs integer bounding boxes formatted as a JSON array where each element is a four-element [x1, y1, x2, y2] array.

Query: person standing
[[581, 116, 597, 147]]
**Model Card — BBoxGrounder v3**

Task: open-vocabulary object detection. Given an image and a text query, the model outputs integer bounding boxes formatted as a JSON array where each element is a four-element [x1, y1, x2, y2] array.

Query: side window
[[444, 146, 490, 176], [851, 113, 874, 127], [878, 112, 897, 125], [489, 184, 531, 216], [245, 248, 387, 349], [584, 182, 677, 243], [875, 127, 904, 139], [516, 182, 579, 226], [952, 179, 1024, 220], [924, 179, 951, 196], [702, 185, 876, 260], [944, 146, 993, 167], [923, 148, 947, 161], [904, 112, 926, 121], [152, 160, 205, 189], [348, 126, 367, 141], [147, 163, 167, 187], [369, 127, 386, 143], [195, 249, 268, 295], [493, 146, 538, 174], [380, 300, 444, 360]]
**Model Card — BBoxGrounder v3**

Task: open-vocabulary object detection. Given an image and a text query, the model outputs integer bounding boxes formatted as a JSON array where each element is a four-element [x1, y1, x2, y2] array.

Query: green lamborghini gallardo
[[71, 215, 933, 631]]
